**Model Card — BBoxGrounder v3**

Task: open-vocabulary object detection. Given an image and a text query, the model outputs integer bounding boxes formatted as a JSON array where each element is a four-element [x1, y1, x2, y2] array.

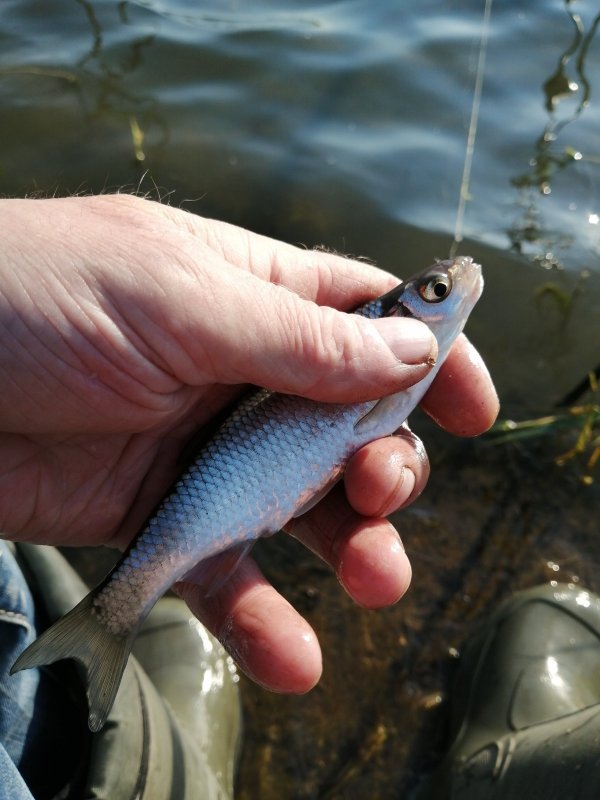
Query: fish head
[[388, 256, 483, 357]]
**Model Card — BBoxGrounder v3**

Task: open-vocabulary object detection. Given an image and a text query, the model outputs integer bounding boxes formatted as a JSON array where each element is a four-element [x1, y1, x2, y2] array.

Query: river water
[[1, 0, 599, 409], [1, 1, 599, 797]]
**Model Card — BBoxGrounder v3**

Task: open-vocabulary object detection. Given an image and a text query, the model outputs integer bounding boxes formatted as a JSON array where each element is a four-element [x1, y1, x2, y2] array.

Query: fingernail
[[373, 317, 438, 365]]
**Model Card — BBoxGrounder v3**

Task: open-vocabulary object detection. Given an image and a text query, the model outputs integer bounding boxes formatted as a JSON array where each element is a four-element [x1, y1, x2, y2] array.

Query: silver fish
[[12, 256, 483, 731]]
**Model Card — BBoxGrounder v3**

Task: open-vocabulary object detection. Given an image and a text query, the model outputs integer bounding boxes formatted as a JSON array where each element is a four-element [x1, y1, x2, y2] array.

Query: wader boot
[[14, 543, 241, 800], [418, 583, 600, 800]]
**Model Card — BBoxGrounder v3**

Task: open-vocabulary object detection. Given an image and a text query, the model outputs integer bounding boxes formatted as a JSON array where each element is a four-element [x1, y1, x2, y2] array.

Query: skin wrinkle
[[215, 613, 246, 670], [72, 249, 186, 395], [242, 228, 264, 284], [88, 201, 423, 401], [278, 301, 331, 396], [98, 461, 160, 550], [343, 432, 430, 520], [29, 270, 196, 428], [0, 427, 160, 544], [2, 322, 95, 424], [121, 421, 197, 495], [312, 255, 375, 309], [64, 439, 146, 547], [0, 196, 500, 697], [26, 327, 166, 432], [327, 517, 353, 571], [0, 290, 106, 426], [374, 464, 413, 519], [182, 279, 254, 387], [86, 278, 185, 397], [192, 258, 411, 400], [198, 217, 256, 277], [308, 257, 337, 307], [0, 437, 48, 537], [110, 382, 266, 550], [266, 244, 336, 307], [61, 305, 172, 409], [0, 337, 44, 410], [54, 437, 148, 545], [141, 251, 246, 388], [2, 261, 168, 427], [8, 276, 92, 382], [270, 249, 374, 310], [111, 418, 208, 549], [281, 302, 373, 399], [181, 205, 394, 310], [317, 305, 368, 395], [204, 278, 293, 387], [262, 237, 287, 289]]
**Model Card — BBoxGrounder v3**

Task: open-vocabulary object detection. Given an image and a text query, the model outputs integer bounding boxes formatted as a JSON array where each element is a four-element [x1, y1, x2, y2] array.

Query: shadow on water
[[1, 1, 600, 797]]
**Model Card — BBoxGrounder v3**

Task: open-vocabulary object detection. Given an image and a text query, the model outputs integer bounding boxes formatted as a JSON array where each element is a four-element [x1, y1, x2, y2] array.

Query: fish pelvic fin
[[10, 591, 134, 733]]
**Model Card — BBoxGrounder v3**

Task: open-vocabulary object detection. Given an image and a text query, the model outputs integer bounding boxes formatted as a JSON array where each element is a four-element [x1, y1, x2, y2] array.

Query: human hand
[[0, 194, 498, 692]]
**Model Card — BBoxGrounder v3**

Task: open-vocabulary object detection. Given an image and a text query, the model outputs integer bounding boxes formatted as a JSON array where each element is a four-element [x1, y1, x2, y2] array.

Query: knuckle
[[291, 304, 361, 394]]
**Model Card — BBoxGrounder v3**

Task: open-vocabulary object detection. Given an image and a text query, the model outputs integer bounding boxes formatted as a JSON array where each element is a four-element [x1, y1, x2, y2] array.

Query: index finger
[[163, 206, 399, 309], [421, 334, 499, 436]]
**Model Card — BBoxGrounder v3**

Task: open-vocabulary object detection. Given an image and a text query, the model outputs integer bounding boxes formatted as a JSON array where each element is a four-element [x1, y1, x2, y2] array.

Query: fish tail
[[11, 591, 133, 732]]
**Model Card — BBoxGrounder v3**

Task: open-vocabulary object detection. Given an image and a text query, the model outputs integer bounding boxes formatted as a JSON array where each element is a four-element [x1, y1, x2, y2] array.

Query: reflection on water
[[508, 1, 600, 270], [72, 1, 170, 160], [542, 1, 596, 114], [1, 0, 599, 277]]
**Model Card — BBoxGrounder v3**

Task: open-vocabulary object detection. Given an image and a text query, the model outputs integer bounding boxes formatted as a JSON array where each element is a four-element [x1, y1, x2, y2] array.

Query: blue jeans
[[0, 543, 83, 799], [0, 542, 39, 800]]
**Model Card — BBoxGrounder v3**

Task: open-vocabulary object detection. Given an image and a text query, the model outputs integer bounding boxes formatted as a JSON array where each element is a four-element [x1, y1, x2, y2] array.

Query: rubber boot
[[14, 543, 241, 800], [418, 583, 600, 800], [132, 597, 241, 799]]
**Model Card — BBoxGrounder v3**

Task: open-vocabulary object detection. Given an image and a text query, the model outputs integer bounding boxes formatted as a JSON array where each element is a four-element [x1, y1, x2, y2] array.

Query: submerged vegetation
[[490, 373, 600, 485]]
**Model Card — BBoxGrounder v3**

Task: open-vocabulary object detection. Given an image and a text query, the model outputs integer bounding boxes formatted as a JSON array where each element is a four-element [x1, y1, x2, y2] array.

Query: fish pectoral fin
[[181, 541, 255, 597], [353, 394, 405, 439], [11, 591, 134, 733]]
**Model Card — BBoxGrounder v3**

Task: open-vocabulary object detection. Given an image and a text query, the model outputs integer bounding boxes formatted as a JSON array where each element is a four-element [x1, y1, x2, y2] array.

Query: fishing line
[[450, 0, 493, 257]]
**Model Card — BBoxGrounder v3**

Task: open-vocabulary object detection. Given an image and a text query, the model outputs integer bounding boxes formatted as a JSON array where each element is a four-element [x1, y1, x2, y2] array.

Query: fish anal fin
[[11, 592, 134, 733], [181, 541, 255, 597]]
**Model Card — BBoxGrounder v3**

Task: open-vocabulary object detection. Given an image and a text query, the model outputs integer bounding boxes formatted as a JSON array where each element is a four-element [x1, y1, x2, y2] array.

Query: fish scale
[[95, 392, 365, 635], [12, 256, 484, 731]]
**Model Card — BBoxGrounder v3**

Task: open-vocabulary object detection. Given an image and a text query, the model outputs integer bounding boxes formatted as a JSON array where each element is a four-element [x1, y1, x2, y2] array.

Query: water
[[2, 1, 599, 273], [2, 0, 599, 412], [2, 1, 600, 796]]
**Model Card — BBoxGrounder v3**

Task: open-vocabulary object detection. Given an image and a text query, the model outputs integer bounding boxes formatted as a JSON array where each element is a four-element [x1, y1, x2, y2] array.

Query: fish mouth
[[447, 255, 484, 305]]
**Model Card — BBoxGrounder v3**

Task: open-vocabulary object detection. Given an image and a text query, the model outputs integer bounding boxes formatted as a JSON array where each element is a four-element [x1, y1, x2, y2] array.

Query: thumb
[[167, 267, 438, 403]]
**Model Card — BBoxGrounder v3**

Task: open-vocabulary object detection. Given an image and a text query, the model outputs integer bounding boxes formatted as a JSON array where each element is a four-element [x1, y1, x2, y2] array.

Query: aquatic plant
[[490, 372, 600, 485]]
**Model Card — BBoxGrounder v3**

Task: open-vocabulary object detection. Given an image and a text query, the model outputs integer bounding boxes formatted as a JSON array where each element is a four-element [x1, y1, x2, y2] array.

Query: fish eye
[[418, 273, 452, 303]]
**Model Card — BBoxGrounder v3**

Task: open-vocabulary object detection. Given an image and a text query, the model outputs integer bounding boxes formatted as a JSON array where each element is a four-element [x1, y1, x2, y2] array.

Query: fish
[[11, 256, 483, 732]]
